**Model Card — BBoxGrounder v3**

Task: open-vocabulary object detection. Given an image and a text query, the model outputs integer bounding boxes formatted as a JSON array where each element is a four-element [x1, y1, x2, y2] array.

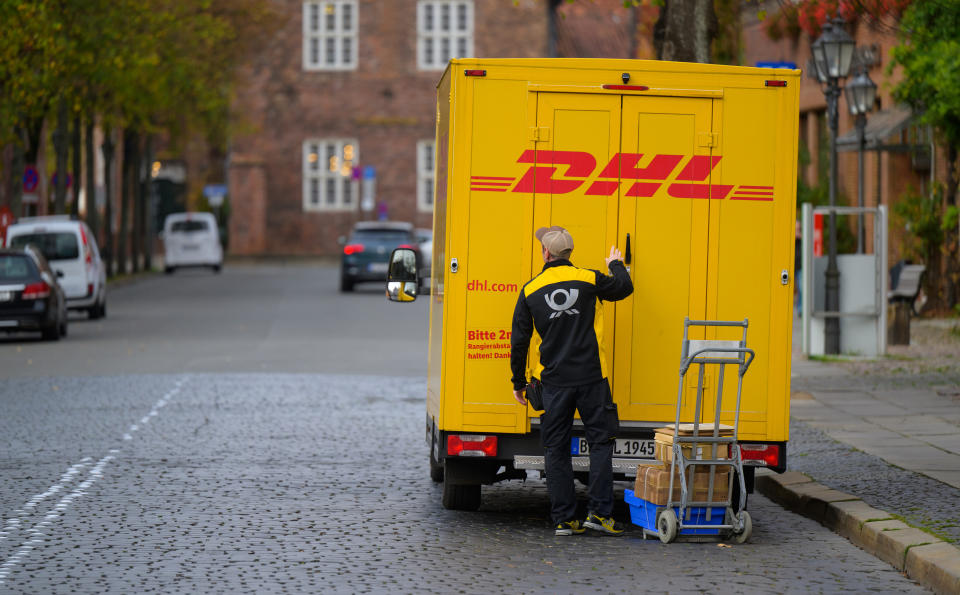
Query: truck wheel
[[429, 452, 444, 483], [441, 481, 481, 511]]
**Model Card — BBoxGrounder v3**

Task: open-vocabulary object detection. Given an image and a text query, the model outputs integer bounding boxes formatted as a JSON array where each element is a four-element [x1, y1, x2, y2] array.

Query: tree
[[654, 0, 718, 62], [890, 0, 960, 313]]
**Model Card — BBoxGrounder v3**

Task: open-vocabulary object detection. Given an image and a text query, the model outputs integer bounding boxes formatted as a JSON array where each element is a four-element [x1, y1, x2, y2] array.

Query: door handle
[[624, 233, 631, 265]]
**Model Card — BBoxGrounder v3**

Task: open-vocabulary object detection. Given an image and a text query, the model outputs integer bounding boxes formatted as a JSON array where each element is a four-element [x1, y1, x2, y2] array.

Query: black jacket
[[510, 259, 633, 390]]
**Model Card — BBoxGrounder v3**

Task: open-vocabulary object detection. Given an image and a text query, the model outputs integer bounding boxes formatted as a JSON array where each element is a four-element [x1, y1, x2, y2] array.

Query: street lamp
[[845, 69, 877, 254], [811, 17, 856, 355]]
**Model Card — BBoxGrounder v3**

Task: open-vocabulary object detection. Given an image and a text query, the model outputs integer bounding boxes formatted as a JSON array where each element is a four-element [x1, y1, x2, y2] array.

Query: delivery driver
[[510, 226, 633, 536]]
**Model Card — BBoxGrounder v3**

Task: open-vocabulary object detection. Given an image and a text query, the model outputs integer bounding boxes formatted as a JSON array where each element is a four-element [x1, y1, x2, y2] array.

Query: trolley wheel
[[732, 510, 752, 544], [657, 509, 678, 544]]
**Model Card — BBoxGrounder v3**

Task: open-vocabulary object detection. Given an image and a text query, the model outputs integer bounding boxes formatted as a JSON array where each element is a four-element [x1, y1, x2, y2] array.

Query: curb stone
[[756, 469, 960, 595]]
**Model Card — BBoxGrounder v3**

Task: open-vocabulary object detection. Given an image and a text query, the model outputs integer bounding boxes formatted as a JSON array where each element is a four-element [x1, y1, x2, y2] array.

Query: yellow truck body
[[424, 58, 799, 509]]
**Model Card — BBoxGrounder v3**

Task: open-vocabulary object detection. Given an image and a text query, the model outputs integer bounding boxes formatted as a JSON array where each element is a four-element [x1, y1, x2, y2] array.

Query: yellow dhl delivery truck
[[396, 58, 799, 510]]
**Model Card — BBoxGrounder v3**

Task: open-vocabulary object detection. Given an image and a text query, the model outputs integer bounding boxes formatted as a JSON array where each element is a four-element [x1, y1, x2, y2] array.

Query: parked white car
[[162, 212, 223, 274], [4, 216, 107, 319]]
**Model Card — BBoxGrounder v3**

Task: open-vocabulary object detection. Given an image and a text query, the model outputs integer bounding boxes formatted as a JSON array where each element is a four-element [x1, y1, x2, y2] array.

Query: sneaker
[[554, 519, 586, 536], [584, 512, 625, 535]]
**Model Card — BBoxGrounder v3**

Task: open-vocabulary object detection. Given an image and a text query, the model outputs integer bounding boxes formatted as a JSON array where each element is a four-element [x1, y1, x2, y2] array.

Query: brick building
[[227, 0, 634, 256]]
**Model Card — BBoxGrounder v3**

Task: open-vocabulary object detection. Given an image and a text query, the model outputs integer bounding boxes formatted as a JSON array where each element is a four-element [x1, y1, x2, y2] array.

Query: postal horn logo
[[545, 288, 580, 319]]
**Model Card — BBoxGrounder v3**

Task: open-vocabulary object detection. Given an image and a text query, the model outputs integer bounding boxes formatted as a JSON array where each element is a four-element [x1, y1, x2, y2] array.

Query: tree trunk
[[654, 0, 717, 63], [943, 144, 959, 311], [142, 135, 154, 270], [20, 118, 45, 217], [118, 129, 136, 275], [53, 99, 69, 214], [7, 129, 26, 218], [85, 116, 98, 241], [71, 113, 82, 218], [132, 131, 142, 273], [102, 127, 115, 277]]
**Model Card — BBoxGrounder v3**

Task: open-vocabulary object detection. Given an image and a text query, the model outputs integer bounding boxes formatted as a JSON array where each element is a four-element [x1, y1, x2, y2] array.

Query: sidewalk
[[790, 318, 960, 488], [757, 317, 960, 593]]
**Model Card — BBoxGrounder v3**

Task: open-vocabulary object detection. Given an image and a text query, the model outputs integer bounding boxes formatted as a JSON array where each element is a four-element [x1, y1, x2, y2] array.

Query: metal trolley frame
[[652, 318, 756, 544]]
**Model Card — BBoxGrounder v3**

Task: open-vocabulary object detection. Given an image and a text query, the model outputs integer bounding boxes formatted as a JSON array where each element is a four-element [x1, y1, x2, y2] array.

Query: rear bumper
[[166, 255, 222, 267], [341, 264, 388, 282], [0, 305, 54, 331], [430, 420, 785, 489]]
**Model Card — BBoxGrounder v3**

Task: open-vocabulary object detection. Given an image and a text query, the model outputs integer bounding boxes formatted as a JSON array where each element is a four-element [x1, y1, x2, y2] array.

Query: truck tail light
[[765, 80, 788, 87], [22, 282, 50, 300], [447, 434, 497, 457], [739, 443, 780, 467], [343, 244, 365, 255], [464, 69, 486, 77]]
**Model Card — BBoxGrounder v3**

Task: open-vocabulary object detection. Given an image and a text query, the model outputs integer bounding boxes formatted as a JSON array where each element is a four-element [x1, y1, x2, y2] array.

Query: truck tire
[[429, 452, 444, 483], [441, 481, 481, 511]]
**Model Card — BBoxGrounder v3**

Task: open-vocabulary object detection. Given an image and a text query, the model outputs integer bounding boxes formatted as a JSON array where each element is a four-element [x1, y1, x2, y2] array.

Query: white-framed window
[[417, 1, 473, 70], [417, 140, 436, 212], [303, 139, 359, 211], [303, 1, 357, 71]]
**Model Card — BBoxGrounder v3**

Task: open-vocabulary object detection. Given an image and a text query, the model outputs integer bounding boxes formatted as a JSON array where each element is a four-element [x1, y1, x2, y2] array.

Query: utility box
[[423, 59, 800, 510]]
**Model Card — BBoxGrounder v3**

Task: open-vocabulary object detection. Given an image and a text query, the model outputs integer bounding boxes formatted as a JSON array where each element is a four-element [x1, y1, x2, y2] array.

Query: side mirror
[[386, 248, 419, 303]]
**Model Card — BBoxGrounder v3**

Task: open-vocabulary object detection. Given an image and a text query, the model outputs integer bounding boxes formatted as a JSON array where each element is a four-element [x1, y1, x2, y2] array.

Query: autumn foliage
[[765, 0, 913, 39]]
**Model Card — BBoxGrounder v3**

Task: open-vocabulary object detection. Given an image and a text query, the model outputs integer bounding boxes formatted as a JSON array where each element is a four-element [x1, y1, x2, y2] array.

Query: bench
[[887, 263, 925, 345]]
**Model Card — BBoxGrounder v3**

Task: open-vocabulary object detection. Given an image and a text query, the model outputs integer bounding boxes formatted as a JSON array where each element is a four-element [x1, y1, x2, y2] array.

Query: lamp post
[[845, 69, 877, 254], [811, 17, 856, 355]]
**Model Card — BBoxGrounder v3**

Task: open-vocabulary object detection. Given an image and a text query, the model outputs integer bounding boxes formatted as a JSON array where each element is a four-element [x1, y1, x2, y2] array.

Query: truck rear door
[[613, 95, 715, 424]]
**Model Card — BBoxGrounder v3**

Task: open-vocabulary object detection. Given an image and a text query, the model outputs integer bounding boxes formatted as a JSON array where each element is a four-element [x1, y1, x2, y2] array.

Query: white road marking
[[0, 377, 187, 585]]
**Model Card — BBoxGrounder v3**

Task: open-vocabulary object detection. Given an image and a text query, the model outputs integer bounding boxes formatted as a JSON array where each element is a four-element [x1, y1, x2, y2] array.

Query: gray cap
[[535, 226, 574, 258]]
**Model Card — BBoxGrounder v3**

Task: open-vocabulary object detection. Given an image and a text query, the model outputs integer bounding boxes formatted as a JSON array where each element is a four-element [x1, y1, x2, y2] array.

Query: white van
[[162, 212, 223, 273], [5, 216, 107, 318]]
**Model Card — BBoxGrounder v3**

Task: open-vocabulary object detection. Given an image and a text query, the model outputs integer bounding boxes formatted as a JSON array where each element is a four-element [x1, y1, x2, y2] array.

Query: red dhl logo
[[470, 151, 773, 201]]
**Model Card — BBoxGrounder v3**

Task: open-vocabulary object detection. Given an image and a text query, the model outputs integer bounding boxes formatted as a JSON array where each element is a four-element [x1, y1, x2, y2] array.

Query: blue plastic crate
[[624, 489, 724, 535]]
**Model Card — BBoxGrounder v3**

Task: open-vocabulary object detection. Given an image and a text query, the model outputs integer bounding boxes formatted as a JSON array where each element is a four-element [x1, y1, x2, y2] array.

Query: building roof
[[836, 106, 917, 152]]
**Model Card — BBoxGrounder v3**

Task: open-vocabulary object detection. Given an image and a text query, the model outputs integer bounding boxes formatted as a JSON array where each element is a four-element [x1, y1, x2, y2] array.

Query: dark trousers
[[540, 379, 619, 524]]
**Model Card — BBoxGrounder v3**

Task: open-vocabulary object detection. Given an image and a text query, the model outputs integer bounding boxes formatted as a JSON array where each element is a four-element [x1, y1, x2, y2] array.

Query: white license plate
[[368, 262, 388, 273], [0, 291, 10, 302], [572, 437, 656, 458]]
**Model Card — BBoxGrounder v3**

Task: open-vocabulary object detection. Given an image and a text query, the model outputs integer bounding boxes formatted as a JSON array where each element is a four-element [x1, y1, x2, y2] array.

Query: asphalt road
[[0, 263, 430, 378], [0, 264, 928, 593]]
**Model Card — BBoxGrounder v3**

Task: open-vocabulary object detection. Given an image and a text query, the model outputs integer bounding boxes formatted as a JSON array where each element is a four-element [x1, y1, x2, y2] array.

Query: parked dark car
[[340, 221, 418, 292], [0, 246, 68, 340]]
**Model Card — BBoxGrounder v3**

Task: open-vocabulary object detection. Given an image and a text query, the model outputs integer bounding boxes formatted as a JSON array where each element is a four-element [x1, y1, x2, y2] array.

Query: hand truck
[[654, 318, 755, 544]]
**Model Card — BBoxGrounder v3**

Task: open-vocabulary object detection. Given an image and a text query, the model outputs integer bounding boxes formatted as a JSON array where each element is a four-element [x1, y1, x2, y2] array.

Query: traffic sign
[[23, 166, 38, 193], [203, 184, 228, 198], [51, 172, 73, 189]]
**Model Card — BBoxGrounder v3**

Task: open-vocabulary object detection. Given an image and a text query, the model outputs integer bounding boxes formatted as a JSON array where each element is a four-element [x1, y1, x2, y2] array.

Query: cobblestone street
[[0, 265, 946, 592], [0, 373, 927, 593]]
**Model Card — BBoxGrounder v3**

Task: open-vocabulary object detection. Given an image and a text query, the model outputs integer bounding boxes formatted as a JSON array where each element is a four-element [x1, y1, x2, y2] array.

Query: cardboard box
[[659, 423, 734, 436], [654, 429, 732, 464], [633, 463, 731, 506]]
